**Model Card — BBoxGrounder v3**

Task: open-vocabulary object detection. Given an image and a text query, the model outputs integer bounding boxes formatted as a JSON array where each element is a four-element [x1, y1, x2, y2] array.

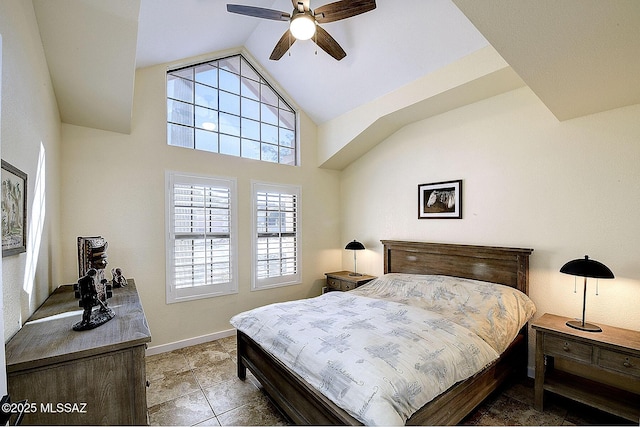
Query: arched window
[[167, 54, 297, 165]]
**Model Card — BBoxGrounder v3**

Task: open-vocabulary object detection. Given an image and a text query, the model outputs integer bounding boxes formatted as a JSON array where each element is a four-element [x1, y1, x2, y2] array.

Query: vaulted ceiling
[[33, 0, 640, 138]]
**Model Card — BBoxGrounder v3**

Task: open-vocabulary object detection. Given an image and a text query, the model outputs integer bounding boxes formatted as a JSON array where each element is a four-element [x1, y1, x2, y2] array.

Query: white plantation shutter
[[252, 182, 301, 290], [166, 172, 238, 303]]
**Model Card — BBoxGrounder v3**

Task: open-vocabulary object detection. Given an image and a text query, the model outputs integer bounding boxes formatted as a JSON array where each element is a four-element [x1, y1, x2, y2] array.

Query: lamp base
[[566, 320, 602, 332], [349, 272, 362, 277]]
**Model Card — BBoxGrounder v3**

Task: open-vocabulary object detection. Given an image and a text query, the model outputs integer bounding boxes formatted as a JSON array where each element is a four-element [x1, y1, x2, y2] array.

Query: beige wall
[[340, 86, 640, 370], [60, 60, 342, 348], [0, 0, 62, 340]]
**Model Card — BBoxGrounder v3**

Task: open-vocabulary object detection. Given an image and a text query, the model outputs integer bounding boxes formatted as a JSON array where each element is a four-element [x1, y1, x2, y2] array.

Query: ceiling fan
[[226, 0, 376, 61]]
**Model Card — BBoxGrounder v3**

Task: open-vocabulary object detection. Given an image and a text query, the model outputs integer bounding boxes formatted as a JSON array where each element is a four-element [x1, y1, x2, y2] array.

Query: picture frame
[[2, 160, 27, 256], [418, 179, 462, 219]]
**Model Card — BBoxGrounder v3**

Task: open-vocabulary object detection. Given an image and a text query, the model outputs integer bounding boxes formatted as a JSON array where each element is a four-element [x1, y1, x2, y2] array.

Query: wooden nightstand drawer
[[341, 280, 354, 291], [328, 279, 354, 291], [327, 278, 341, 289], [544, 335, 592, 364], [598, 349, 640, 377]]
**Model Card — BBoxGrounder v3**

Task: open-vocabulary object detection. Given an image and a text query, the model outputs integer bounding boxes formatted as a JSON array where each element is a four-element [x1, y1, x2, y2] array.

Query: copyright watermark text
[[1, 401, 88, 415]]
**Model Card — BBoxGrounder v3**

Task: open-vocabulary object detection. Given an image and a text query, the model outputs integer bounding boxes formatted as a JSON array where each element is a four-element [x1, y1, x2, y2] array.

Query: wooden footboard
[[238, 330, 361, 425], [237, 330, 527, 425]]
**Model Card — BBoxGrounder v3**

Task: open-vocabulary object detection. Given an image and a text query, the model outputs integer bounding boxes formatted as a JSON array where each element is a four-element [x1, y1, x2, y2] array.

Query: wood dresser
[[532, 313, 640, 422], [5, 279, 151, 425]]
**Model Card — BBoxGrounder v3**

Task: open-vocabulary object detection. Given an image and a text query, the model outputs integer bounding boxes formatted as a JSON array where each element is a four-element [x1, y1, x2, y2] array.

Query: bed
[[232, 240, 534, 425]]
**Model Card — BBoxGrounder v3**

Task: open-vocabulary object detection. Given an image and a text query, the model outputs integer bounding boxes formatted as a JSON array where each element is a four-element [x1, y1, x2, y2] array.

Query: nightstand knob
[[562, 342, 571, 352], [623, 357, 632, 368]]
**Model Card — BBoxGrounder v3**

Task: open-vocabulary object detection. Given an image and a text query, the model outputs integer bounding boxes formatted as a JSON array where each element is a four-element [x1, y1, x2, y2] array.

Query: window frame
[[165, 171, 239, 304], [251, 181, 302, 291], [166, 53, 299, 166]]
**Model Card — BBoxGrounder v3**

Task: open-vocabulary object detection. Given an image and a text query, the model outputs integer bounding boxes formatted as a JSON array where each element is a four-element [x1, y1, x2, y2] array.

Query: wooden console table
[[5, 279, 151, 425], [532, 313, 640, 422]]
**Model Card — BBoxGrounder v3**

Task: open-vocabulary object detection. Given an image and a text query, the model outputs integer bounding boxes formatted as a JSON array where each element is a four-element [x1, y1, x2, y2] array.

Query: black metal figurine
[[73, 268, 115, 331], [73, 236, 115, 331]]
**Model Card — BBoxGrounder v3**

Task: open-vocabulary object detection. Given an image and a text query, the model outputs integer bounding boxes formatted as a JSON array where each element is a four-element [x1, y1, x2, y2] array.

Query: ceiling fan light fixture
[[290, 13, 316, 40]]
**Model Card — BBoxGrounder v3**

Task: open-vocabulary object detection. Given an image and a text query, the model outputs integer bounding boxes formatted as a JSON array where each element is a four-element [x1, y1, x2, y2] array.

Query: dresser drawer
[[544, 335, 593, 363], [598, 349, 640, 377]]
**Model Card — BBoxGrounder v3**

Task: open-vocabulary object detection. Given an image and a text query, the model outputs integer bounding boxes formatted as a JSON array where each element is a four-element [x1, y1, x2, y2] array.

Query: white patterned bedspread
[[230, 274, 535, 425]]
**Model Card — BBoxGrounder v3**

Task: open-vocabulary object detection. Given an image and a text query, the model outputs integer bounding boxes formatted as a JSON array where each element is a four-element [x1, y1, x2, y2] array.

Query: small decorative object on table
[[73, 236, 115, 331], [111, 267, 127, 287], [73, 268, 114, 331], [78, 236, 109, 283]]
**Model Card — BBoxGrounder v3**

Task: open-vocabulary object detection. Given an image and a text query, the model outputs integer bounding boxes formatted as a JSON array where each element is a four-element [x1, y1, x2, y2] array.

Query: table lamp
[[560, 255, 614, 332], [345, 240, 365, 276]]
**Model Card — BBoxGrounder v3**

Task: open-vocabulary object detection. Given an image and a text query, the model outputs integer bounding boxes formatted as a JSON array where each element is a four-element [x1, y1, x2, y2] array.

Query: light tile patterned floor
[[146, 335, 634, 426]]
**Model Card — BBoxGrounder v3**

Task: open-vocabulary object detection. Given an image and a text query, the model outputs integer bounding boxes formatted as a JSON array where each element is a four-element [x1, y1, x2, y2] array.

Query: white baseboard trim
[[145, 328, 236, 356]]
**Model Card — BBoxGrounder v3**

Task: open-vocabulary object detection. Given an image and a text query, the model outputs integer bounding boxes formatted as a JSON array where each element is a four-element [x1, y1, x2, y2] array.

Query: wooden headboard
[[381, 240, 533, 295]]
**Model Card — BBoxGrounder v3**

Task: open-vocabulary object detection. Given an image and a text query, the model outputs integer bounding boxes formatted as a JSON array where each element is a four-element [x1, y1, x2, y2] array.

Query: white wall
[[0, 0, 62, 341], [340, 87, 640, 370], [60, 59, 342, 349]]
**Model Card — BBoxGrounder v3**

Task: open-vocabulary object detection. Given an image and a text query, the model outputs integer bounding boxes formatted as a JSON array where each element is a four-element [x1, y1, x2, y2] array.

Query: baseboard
[[145, 328, 236, 356]]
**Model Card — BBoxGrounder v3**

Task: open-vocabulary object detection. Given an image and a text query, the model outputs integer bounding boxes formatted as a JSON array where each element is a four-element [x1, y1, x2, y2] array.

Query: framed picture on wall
[[2, 160, 27, 257], [418, 179, 462, 219]]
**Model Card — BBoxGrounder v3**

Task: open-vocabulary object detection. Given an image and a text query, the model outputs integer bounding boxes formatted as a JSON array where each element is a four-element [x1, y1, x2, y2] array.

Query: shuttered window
[[166, 171, 238, 303], [252, 182, 301, 290]]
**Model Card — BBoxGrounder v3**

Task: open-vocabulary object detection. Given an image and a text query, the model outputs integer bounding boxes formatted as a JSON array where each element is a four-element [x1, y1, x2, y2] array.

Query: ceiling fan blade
[[313, 25, 346, 60], [270, 30, 296, 60], [314, 0, 376, 23], [227, 4, 290, 21]]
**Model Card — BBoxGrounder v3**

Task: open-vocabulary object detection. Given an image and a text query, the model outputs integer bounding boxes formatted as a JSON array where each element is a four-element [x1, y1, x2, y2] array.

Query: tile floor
[[146, 335, 635, 426]]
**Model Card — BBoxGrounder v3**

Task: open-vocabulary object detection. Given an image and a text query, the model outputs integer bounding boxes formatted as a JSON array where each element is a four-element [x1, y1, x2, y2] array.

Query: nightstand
[[324, 271, 376, 292], [532, 313, 640, 422]]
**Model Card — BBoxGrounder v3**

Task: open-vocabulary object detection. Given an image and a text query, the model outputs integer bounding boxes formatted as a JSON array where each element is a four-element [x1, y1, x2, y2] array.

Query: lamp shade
[[560, 255, 614, 279], [345, 240, 365, 251]]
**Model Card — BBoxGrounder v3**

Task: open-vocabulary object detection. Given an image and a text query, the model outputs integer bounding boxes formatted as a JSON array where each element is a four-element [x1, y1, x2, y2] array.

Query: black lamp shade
[[345, 240, 365, 251], [560, 255, 614, 279]]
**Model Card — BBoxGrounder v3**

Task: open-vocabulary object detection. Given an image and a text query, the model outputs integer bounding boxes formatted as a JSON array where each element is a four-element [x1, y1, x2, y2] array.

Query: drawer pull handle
[[563, 342, 570, 352], [623, 358, 632, 368]]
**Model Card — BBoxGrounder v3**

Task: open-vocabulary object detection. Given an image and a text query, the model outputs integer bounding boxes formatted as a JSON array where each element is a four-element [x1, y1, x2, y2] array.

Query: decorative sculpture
[[111, 267, 127, 287], [73, 236, 115, 331], [78, 236, 108, 283], [73, 268, 115, 331]]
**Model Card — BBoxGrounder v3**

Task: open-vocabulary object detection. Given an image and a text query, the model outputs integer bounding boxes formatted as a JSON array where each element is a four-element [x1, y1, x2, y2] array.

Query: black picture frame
[[418, 179, 462, 219], [2, 160, 27, 256]]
